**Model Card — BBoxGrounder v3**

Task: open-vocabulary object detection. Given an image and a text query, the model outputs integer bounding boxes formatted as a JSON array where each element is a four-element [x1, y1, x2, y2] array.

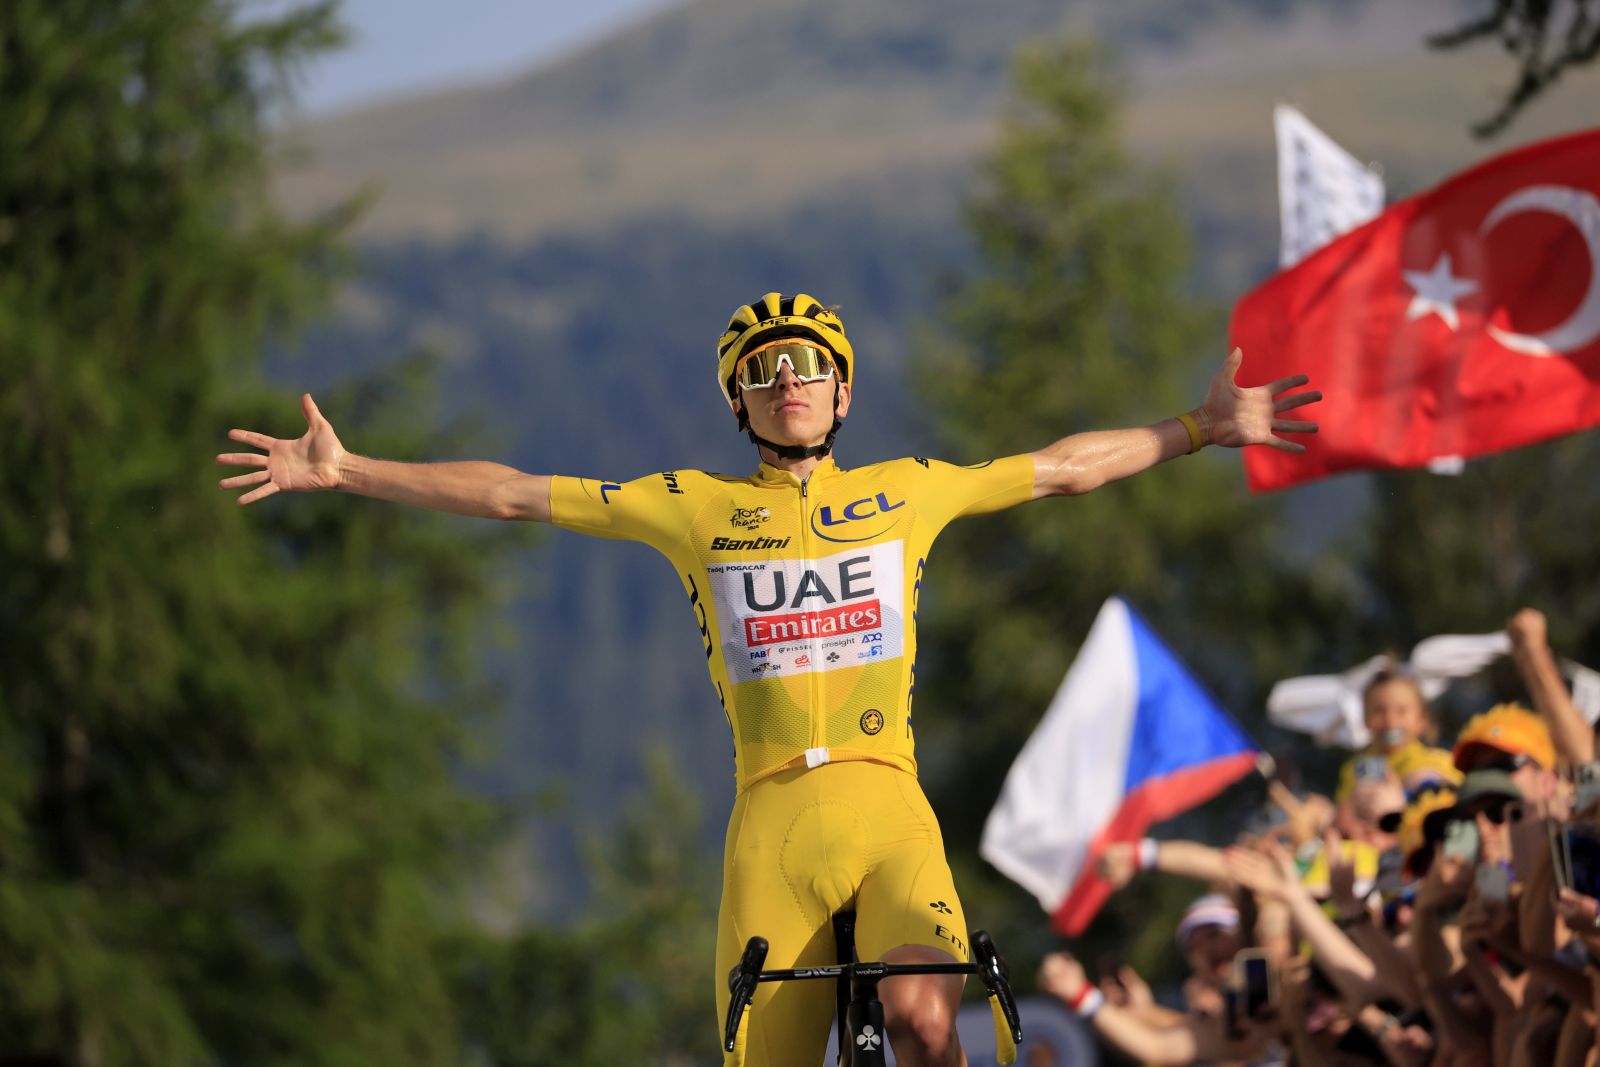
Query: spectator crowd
[[1036, 608, 1600, 1066]]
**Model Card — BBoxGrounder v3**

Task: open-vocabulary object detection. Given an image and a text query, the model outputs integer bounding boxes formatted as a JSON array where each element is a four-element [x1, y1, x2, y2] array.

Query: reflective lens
[[736, 343, 836, 390]]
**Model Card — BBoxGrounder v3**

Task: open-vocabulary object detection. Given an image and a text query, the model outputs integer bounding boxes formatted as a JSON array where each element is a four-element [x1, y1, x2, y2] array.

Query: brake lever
[[723, 936, 769, 1052], [971, 930, 1022, 1042]]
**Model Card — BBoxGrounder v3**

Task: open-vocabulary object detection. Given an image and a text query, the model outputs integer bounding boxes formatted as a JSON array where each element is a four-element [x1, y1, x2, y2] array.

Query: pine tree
[[0, 4, 512, 1063]]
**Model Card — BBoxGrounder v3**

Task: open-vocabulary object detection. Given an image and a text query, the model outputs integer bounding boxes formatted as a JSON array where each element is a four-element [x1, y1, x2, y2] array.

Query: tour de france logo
[[860, 709, 884, 735], [731, 505, 771, 530]]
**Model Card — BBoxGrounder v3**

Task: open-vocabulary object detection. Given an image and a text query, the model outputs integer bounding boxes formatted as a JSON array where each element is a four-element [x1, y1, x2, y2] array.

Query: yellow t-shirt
[[550, 454, 1034, 792], [1336, 739, 1456, 804]]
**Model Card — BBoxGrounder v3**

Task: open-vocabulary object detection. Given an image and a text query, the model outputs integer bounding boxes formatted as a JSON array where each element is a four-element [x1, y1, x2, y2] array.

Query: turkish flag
[[1233, 128, 1600, 492]]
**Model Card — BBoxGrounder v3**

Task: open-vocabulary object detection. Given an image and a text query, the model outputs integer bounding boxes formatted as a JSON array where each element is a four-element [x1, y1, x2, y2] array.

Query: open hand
[[1097, 842, 1139, 890], [1200, 348, 1320, 453], [1037, 952, 1089, 1004], [1101, 964, 1155, 1011], [1225, 843, 1295, 903], [216, 393, 346, 505]]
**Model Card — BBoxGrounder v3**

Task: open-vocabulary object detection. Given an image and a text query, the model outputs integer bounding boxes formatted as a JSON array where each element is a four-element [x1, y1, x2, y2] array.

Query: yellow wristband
[[1176, 412, 1204, 454]]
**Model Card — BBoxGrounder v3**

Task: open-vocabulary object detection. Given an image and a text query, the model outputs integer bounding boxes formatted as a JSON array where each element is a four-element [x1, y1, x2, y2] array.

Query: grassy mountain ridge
[[276, 0, 1597, 244]]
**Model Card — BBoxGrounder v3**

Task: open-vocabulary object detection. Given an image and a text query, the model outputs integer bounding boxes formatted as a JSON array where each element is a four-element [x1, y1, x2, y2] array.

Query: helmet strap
[[737, 380, 845, 461], [748, 418, 842, 461]]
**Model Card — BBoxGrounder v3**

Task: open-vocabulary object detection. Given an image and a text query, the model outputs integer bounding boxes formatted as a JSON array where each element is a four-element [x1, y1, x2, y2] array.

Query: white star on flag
[[1403, 253, 1478, 331]]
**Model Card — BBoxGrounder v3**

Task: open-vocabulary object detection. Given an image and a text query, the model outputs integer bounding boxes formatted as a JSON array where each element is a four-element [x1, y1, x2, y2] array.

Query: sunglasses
[[1469, 799, 1526, 825], [1473, 753, 1534, 773], [736, 343, 837, 391]]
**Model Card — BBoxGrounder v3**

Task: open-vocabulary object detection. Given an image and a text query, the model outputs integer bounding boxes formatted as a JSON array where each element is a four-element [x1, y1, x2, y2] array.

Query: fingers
[[301, 392, 322, 426], [215, 452, 268, 468], [1267, 781, 1302, 813], [219, 470, 270, 490], [1265, 373, 1310, 395], [1265, 438, 1309, 455], [1273, 390, 1321, 412], [237, 482, 280, 506], [1272, 420, 1317, 435], [228, 428, 276, 450], [1218, 346, 1244, 385]]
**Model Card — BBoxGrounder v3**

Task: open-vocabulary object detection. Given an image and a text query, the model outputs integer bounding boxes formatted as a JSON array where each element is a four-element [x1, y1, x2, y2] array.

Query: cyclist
[[217, 293, 1319, 1066]]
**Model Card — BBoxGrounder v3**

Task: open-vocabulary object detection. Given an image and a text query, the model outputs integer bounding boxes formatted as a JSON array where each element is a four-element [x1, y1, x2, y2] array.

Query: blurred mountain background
[[6, 0, 1599, 1062], [266, 0, 1596, 914]]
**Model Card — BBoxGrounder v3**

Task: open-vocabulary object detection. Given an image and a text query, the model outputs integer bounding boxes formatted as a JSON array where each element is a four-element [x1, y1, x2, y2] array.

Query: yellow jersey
[[550, 454, 1034, 792]]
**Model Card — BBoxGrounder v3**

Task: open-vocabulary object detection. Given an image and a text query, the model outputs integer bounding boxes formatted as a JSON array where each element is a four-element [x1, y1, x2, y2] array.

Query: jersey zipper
[[797, 474, 827, 762]]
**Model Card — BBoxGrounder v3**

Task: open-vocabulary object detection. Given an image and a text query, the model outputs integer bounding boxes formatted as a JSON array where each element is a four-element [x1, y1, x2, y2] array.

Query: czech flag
[[979, 597, 1260, 936]]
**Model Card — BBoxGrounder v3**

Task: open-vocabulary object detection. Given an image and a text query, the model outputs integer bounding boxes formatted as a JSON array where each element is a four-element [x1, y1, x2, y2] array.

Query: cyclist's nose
[[773, 364, 802, 390]]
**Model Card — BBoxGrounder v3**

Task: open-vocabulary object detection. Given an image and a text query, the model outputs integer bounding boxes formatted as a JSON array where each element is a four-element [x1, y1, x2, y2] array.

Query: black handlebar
[[721, 929, 1022, 1053]]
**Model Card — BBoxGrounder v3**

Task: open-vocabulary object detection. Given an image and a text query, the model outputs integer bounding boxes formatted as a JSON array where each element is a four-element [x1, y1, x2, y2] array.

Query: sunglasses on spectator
[[1473, 753, 1535, 773], [1465, 798, 1525, 825]]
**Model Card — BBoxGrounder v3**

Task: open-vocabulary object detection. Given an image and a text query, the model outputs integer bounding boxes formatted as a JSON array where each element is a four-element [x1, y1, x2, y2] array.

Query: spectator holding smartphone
[[1335, 668, 1453, 814]]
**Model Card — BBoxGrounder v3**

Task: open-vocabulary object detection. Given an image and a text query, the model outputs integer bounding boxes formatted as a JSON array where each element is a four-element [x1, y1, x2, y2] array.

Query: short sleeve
[[548, 473, 690, 555], [892, 454, 1034, 533]]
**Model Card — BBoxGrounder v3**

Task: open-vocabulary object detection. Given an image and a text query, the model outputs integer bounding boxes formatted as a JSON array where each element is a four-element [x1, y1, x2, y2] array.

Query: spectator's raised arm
[[1223, 842, 1387, 1005], [1038, 952, 1272, 1067], [1099, 839, 1231, 890], [1508, 608, 1594, 765]]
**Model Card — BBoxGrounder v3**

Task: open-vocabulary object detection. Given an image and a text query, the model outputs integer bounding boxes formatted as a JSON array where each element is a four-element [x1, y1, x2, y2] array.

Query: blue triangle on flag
[[1118, 598, 1257, 793]]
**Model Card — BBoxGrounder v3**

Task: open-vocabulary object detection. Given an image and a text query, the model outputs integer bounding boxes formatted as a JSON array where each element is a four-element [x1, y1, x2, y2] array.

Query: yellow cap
[[1452, 703, 1555, 771]]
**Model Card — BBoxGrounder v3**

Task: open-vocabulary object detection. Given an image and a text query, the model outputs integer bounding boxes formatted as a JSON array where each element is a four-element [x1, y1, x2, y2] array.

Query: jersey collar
[[754, 455, 840, 487]]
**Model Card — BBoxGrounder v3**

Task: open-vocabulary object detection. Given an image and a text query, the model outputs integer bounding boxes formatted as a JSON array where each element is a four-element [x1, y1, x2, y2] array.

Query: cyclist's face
[[736, 337, 851, 448]]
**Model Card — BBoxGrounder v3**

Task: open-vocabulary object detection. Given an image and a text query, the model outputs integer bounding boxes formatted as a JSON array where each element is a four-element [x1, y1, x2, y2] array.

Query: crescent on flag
[[1479, 184, 1600, 358]]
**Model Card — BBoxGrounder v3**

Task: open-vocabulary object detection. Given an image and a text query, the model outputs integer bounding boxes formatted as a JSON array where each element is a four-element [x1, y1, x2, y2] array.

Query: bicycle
[[723, 911, 1023, 1066]]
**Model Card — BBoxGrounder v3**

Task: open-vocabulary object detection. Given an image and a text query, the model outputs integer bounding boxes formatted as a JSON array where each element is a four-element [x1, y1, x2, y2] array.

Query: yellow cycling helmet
[[715, 292, 854, 413]]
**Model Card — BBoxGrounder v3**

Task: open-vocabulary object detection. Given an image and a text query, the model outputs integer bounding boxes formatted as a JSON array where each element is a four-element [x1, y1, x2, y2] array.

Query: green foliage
[[910, 39, 1344, 984], [0, 4, 516, 1064], [452, 751, 719, 1067]]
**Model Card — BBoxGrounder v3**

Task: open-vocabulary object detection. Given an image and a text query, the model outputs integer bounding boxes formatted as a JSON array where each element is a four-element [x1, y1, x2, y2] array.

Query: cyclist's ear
[[834, 380, 851, 419]]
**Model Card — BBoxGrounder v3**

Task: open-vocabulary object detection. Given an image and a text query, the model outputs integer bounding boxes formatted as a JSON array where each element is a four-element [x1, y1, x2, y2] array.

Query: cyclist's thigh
[[852, 767, 969, 964], [717, 769, 861, 1067]]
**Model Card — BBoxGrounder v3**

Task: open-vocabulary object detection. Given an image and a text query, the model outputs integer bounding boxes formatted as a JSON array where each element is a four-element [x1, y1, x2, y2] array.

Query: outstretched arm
[[1028, 348, 1319, 498], [217, 393, 552, 522]]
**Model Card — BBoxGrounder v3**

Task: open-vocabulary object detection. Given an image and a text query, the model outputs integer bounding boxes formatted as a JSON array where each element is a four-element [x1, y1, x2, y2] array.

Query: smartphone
[[1354, 755, 1390, 782], [1474, 862, 1511, 904], [1223, 988, 1243, 1038], [1551, 818, 1573, 892], [1576, 762, 1600, 814], [1564, 825, 1600, 899], [1233, 949, 1275, 1020], [1441, 818, 1480, 863], [1375, 846, 1407, 895]]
